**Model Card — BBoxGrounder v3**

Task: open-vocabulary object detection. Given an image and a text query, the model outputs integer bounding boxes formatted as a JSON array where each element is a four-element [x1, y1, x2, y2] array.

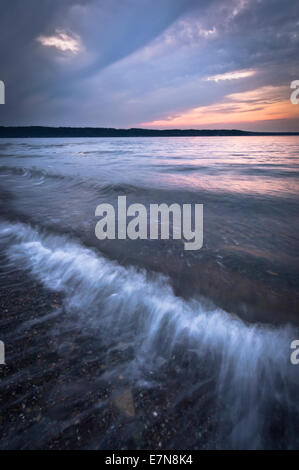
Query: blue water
[[0, 136, 298, 449]]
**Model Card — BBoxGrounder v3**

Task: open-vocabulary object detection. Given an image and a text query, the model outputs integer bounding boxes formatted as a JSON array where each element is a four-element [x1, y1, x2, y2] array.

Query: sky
[[0, 0, 299, 131]]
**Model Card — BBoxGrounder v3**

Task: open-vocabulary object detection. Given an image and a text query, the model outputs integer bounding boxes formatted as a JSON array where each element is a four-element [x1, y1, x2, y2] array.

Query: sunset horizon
[[1, 1, 298, 131]]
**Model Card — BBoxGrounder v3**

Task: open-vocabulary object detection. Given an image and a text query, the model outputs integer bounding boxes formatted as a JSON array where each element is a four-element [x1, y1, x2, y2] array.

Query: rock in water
[[112, 388, 135, 418]]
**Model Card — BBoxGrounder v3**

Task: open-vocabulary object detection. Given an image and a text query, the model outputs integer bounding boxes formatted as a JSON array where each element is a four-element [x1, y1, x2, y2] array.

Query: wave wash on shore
[[0, 220, 298, 449]]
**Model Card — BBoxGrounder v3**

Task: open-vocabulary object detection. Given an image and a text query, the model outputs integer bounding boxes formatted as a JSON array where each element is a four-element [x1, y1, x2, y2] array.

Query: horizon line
[[0, 126, 298, 137]]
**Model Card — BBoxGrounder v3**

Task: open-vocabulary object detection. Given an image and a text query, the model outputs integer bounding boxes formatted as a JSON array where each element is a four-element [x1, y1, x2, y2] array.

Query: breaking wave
[[0, 220, 298, 449]]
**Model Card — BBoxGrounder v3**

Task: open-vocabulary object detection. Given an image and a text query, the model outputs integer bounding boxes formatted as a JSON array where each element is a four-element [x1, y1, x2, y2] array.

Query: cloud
[[204, 69, 256, 82], [0, 0, 298, 130], [37, 29, 82, 54], [140, 85, 299, 129]]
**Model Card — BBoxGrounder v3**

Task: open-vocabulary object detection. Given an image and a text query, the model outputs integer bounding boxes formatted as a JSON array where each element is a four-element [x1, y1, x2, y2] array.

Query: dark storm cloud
[[0, 0, 93, 121], [0, 0, 199, 122], [0, 0, 298, 129]]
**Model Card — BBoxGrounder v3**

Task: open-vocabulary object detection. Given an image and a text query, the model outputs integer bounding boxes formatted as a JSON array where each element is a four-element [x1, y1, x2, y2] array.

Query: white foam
[[0, 220, 298, 448]]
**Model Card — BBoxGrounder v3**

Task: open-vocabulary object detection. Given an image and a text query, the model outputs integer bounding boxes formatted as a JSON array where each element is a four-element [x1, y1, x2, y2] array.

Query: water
[[0, 136, 298, 449]]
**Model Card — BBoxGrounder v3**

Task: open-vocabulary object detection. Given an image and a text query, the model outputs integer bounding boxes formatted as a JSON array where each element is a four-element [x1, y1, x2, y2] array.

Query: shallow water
[[0, 136, 298, 449]]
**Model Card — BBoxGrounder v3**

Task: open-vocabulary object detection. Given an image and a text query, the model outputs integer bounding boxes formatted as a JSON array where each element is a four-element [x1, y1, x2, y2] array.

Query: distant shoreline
[[0, 126, 299, 138]]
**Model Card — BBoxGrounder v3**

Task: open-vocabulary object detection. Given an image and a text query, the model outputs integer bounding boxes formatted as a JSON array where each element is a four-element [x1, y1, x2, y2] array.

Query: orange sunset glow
[[141, 86, 299, 129]]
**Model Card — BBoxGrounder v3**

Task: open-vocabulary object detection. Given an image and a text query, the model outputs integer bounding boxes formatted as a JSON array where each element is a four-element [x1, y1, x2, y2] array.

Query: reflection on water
[[1, 136, 299, 197]]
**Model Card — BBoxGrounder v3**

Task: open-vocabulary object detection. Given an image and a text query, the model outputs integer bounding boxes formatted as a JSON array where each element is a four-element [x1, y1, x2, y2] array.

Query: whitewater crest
[[0, 220, 298, 449]]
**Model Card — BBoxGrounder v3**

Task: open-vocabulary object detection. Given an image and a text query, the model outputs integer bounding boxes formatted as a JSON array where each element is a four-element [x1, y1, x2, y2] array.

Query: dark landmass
[[0, 126, 299, 138]]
